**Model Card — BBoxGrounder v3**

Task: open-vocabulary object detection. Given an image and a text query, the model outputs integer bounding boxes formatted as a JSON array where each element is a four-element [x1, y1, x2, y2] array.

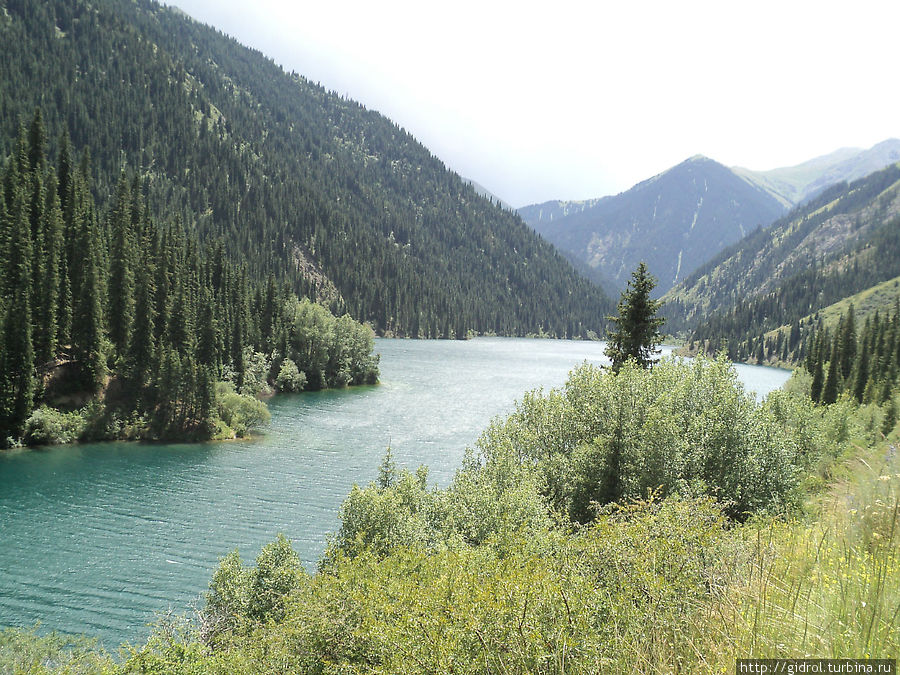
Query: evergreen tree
[[26, 108, 46, 176], [604, 262, 665, 372], [853, 340, 870, 403], [839, 304, 857, 380], [0, 179, 34, 442], [810, 332, 825, 403], [34, 177, 62, 365], [821, 337, 840, 405], [70, 174, 105, 393], [127, 259, 156, 399], [107, 174, 135, 358]]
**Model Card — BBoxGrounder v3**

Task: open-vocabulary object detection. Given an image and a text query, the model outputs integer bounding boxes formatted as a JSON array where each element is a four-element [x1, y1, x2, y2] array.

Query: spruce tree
[[107, 174, 135, 358], [127, 259, 156, 398], [27, 108, 47, 176], [70, 175, 105, 393], [853, 340, 871, 403], [604, 262, 665, 372], [839, 305, 857, 380], [810, 332, 826, 403], [34, 177, 62, 366], [0, 179, 34, 441], [821, 338, 840, 405]]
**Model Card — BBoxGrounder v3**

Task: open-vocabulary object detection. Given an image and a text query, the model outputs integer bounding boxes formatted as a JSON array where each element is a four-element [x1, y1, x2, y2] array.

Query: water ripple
[[0, 339, 790, 644]]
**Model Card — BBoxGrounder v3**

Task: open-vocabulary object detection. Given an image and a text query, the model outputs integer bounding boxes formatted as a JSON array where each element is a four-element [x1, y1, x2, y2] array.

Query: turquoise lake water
[[0, 338, 790, 645]]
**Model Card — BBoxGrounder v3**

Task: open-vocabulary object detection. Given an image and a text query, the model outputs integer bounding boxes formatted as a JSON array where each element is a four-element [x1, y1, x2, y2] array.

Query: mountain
[[518, 156, 786, 296], [734, 139, 900, 208], [0, 0, 610, 338], [665, 162, 900, 357], [462, 178, 515, 211]]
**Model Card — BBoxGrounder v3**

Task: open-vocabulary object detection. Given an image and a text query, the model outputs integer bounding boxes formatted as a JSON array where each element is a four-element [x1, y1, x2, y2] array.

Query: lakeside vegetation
[[0, 0, 898, 670], [1, 354, 897, 673], [0, 113, 379, 448]]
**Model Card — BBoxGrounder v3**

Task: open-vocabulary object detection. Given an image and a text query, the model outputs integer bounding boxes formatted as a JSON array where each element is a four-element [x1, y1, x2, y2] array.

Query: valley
[[1, 0, 899, 671]]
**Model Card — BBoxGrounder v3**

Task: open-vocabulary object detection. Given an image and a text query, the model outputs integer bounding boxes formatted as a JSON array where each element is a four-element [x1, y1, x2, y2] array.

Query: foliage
[[7, 364, 900, 673], [113, 495, 732, 675], [238, 349, 272, 398], [604, 261, 665, 372], [280, 297, 380, 390], [0, 0, 610, 340], [22, 405, 84, 445], [0, 113, 378, 445], [274, 358, 306, 393], [0, 626, 114, 674], [202, 534, 305, 646], [476, 354, 804, 521], [215, 383, 270, 438]]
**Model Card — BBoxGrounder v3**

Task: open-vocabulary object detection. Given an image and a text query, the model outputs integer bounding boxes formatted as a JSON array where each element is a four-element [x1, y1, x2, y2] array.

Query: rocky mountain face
[[518, 156, 785, 295]]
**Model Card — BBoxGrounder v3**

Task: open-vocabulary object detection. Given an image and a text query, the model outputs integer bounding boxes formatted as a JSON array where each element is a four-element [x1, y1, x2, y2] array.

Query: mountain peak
[[519, 155, 785, 296]]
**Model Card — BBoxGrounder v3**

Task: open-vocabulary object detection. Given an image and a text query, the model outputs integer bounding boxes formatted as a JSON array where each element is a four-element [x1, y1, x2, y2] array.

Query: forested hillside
[[666, 163, 900, 339], [0, 0, 609, 338], [0, 114, 378, 446]]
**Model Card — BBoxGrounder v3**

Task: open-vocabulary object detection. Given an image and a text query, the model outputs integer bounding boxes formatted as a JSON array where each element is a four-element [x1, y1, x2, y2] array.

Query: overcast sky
[[171, 0, 900, 207]]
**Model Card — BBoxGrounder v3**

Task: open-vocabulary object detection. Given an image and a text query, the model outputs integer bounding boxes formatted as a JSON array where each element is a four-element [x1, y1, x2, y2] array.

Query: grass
[[695, 435, 900, 667]]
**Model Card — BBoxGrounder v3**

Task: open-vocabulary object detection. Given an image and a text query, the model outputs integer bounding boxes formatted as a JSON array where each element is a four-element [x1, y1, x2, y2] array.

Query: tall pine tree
[[604, 262, 665, 372]]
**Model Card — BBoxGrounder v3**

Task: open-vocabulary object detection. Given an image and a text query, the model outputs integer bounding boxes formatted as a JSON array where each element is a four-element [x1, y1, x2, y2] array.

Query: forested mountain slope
[[0, 0, 609, 338], [667, 163, 900, 356], [518, 156, 785, 296]]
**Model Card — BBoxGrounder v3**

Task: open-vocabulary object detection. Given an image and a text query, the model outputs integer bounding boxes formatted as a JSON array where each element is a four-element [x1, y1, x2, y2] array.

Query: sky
[[171, 0, 900, 207]]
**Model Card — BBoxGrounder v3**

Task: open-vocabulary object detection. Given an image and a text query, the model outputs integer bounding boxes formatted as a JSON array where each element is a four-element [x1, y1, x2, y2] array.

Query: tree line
[[802, 304, 900, 412], [0, 111, 378, 446]]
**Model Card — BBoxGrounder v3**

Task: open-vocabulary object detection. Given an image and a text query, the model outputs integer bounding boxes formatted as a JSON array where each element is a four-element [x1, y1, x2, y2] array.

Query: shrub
[[22, 406, 85, 445], [475, 354, 804, 521], [216, 382, 270, 437], [274, 358, 306, 393], [201, 535, 306, 646]]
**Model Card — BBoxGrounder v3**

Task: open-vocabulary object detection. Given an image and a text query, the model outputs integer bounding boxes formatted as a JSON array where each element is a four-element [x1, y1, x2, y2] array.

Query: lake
[[0, 338, 790, 646]]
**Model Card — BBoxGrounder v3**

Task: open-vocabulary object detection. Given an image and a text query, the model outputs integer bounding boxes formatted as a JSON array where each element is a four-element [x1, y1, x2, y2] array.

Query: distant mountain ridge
[[518, 142, 900, 298], [734, 139, 900, 208], [518, 156, 785, 296]]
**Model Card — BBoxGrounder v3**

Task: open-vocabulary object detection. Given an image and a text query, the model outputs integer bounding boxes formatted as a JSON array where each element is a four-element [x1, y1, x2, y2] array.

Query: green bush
[[124, 495, 733, 674], [22, 406, 85, 445], [0, 626, 114, 673], [475, 354, 805, 521], [215, 383, 270, 437], [327, 445, 552, 562], [201, 534, 306, 646], [274, 358, 306, 393]]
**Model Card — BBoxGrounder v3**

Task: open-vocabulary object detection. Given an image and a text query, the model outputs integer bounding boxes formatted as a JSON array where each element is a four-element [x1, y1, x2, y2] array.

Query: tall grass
[[694, 442, 900, 667]]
